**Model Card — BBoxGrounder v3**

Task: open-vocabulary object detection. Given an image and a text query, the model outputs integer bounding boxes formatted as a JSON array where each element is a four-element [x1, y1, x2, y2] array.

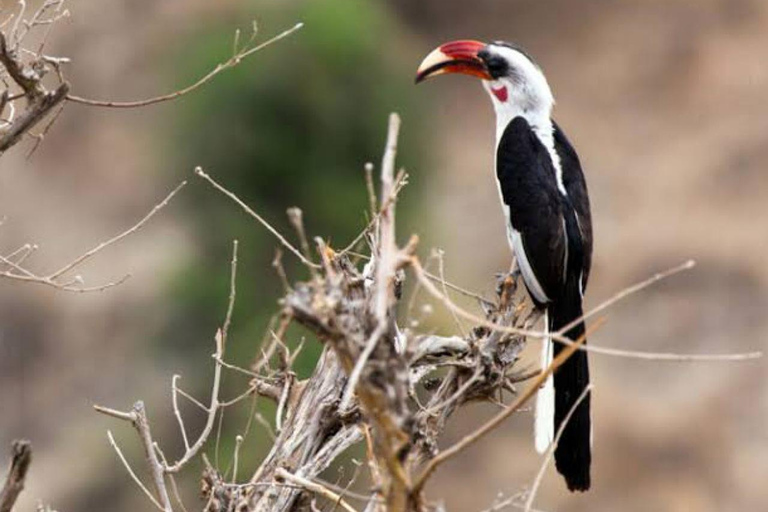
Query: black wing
[[496, 116, 566, 303], [553, 121, 593, 288]]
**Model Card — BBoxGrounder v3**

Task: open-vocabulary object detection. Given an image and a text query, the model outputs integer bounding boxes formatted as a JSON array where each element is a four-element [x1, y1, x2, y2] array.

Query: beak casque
[[415, 40, 491, 83]]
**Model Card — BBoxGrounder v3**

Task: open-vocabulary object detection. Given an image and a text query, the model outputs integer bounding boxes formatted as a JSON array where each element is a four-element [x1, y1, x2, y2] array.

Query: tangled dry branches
[[79, 114, 760, 512], [0, 2, 302, 292]]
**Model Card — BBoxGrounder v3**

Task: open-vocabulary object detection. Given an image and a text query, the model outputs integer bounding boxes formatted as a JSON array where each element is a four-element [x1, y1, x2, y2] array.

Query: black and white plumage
[[417, 40, 593, 491]]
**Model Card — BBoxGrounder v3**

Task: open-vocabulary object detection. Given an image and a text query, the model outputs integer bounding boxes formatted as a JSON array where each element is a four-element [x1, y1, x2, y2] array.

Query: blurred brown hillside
[[1, 0, 767, 511]]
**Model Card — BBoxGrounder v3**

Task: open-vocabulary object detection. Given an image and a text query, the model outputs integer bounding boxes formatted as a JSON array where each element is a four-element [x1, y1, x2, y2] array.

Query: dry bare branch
[[412, 325, 593, 495], [91, 242, 242, 511], [341, 115, 403, 410], [194, 167, 320, 269], [84, 114, 763, 512], [105, 429, 166, 512], [410, 257, 762, 362], [172, 375, 191, 451], [0, 5, 300, 157], [0, 1, 70, 154], [50, 181, 187, 280], [0, 441, 32, 512], [275, 468, 359, 512], [66, 23, 303, 108], [0, 181, 185, 292], [164, 323, 224, 474]]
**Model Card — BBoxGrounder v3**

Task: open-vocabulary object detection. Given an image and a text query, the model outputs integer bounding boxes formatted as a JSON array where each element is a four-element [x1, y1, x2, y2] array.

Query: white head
[[416, 40, 555, 131], [478, 42, 554, 125]]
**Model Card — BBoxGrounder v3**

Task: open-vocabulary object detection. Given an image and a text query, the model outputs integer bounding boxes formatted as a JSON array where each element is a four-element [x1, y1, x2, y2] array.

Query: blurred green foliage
[[156, 0, 430, 476]]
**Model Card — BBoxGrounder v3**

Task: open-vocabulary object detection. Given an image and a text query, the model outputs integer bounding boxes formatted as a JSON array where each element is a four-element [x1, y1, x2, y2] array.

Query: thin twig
[[424, 368, 481, 415], [214, 407, 225, 471], [275, 468, 359, 512], [194, 167, 320, 269], [272, 248, 291, 292], [175, 388, 208, 412], [287, 207, 314, 264], [93, 404, 135, 421], [557, 259, 695, 336], [275, 373, 292, 433], [221, 240, 239, 345], [49, 181, 187, 280], [411, 257, 762, 362], [165, 328, 224, 473], [220, 384, 258, 408], [232, 435, 244, 483], [339, 169, 408, 256], [339, 113, 401, 411], [172, 375, 191, 451], [253, 412, 276, 442], [105, 430, 165, 512], [436, 248, 466, 336], [132, 403, 173, 511], [66, 23, 303, 108], [154, 445, 190, 512], [481, 493, 549, 512], [422, 269, 492, 306], [364, 162, 377, 217], [0, 183, 184, 292]]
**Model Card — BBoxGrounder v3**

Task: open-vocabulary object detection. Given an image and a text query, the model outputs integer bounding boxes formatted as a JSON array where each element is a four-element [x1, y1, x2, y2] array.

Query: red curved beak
[[415, 40, 491, 83]]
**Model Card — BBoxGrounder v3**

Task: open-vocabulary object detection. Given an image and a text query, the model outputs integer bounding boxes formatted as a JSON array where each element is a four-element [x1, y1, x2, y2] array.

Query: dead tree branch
[[0, 441, 32, 512], [89, 115, 762, 512], [93, 241, 236, 512], [0, 2, 301, 155], [0, 181, 186, 292], [66, 23, 303, 108], [0, 0, 70, 154]]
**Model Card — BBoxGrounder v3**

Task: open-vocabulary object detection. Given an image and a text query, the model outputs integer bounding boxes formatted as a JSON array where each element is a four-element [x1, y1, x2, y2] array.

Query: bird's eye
[[482, 54, 509, 79]]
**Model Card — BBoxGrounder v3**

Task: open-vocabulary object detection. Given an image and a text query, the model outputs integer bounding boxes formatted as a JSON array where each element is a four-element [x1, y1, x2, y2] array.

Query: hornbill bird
[[416, 40, 593, 491]]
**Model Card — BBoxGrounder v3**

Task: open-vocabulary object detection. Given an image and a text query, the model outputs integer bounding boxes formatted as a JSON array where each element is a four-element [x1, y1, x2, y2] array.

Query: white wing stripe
[[508, 225, 549, 304]]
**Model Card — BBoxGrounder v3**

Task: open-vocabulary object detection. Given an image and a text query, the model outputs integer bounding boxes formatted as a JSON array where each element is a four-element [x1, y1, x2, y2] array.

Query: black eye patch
[[479, 50, 509, 79]]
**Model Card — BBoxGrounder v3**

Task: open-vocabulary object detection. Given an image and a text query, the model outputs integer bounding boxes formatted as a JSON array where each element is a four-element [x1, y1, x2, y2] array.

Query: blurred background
[[1, 0, 767, 510]]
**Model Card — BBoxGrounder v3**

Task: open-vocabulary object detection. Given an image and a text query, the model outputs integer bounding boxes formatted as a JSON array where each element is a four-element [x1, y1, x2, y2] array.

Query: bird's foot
[[495, 270, 519, 308]]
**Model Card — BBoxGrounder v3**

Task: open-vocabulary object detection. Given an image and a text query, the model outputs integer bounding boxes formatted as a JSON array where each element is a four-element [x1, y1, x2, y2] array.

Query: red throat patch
[[491, 85, 508, 102]]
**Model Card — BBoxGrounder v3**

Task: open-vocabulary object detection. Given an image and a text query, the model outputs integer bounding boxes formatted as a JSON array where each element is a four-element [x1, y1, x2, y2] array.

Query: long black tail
[[549, 289, 591, 491]]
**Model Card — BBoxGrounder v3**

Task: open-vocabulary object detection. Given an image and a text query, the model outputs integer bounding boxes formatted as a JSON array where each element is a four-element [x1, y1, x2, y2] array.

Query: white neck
[[483, 79, 566, 195]]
